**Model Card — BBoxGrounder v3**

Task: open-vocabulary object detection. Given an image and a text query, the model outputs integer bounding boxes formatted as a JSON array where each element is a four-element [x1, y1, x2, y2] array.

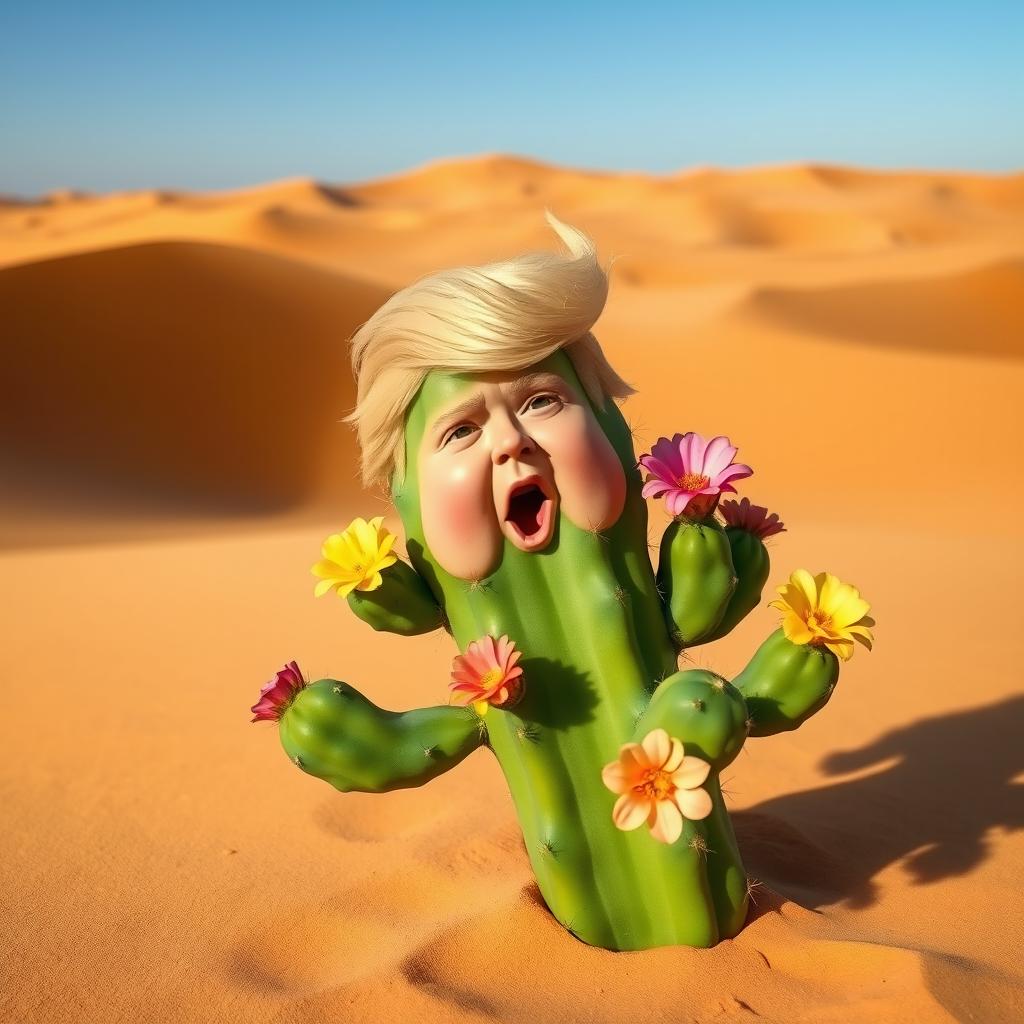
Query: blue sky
[[2, 2, 1021, 195]]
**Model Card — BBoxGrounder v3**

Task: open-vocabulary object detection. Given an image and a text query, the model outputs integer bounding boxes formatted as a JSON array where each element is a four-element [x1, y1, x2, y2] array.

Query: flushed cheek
[[543, 415, 626, 532], [419, 456, 501, 580]]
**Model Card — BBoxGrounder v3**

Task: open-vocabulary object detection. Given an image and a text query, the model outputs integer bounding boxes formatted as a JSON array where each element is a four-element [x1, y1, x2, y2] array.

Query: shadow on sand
[[732, 695, 1024, 909]]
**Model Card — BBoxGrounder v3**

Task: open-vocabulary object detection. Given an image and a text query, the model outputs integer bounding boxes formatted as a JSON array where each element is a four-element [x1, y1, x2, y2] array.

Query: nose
[[491, 414, 535, 466]]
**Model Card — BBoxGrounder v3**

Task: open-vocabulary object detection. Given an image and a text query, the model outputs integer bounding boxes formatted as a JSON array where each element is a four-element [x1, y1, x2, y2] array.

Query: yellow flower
[[768, 569, 875, 662], [311, 516, 398, 599]]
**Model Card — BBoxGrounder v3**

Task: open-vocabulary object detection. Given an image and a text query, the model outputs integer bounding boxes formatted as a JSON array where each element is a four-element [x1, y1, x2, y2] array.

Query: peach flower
[[601, 728, 713, 844], [449, 634, 525, 716]]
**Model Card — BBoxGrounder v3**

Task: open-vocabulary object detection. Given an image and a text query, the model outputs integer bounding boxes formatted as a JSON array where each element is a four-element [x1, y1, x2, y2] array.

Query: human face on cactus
[[311, 516, 398, 598], [250, 661, 307, 722], [601, 728, 713, 845], [449, 633, 525, 716], [769, 569, 875, 662], [640, 432, 753, 519], [413, 351, 627, 579]]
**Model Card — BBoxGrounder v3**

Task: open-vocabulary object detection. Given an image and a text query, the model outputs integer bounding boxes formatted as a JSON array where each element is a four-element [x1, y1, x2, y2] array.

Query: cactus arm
[[346, 557, 445, 636], [732, 628, 840, 737], [698, 526, 771, 644], [634, 669, 750, 939], [278, 679, 484, 793], [655, 516, 738, 648]]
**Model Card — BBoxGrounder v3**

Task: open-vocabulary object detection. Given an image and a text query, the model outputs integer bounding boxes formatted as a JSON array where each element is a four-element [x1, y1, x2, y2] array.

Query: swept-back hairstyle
[[344, 209, 635, 491]]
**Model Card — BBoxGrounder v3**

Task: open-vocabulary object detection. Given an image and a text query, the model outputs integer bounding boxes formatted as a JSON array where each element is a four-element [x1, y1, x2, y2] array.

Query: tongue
[[508, 486, 545, 535]]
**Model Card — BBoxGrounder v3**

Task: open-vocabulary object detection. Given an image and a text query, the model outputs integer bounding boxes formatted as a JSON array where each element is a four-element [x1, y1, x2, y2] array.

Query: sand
[[2, 156, 1022, 1023]]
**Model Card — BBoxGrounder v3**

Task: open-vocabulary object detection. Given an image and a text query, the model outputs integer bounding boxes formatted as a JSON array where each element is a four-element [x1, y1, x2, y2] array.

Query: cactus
[[259, 351, 873, 951]]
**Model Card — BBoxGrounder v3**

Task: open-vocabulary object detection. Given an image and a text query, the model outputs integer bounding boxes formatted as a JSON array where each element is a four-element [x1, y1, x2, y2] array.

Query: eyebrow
[[428, 371, 569, 437]]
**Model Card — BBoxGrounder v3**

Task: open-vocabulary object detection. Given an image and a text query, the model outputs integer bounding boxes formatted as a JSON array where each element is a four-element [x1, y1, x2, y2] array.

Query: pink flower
[[449, 634, 525, 715], [601, 728, 713, 845], [719, 497, 786, 539], [639, 432, 753, 518], [250, 661, 306, 722]]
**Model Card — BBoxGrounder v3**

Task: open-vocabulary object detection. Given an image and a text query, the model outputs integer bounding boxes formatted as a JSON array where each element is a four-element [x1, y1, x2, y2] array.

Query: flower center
[[635, 767, 674, 801], [676, 473, 710, 491], [479, 667, 504, 689], [809, 609, 833, 630]]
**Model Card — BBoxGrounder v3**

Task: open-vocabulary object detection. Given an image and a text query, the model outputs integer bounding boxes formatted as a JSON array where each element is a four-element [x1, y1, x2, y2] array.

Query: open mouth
[[503, 476, 556, 550]]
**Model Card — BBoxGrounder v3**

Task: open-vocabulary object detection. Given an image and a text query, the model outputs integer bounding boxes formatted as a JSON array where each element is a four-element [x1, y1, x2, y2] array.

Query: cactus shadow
[[733, 695, 1024, 910], [517, 657, 600, 729]]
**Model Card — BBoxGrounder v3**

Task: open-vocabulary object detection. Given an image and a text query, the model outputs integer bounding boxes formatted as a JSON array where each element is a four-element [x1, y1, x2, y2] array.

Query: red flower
[[251, 661, 306, 722], [719, 497, 786, 539]]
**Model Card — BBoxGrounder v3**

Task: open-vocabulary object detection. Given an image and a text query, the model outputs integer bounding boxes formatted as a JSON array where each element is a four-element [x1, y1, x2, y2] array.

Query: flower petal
[[642, 479, 673, 499], [682, 432, 709, 472], [847, 624, 874, 650], [780, 612, 815, 645], [790, 569, 820, 611], [602, 761, 628, 794], [619, 742, 650, 775], [666, 489, 694, 516], [352, 517, 378, 553], [356, 571, 384, 592], [310, 558, 342, 580], [714, 462, 754, 485], [830, 592, 871, 629], [641, 728, 672, 768], [823, 637, 855, 661], [649, 798, 684, 844], [672, 755, 711, 790], [322, 534, 356, 568], [313, 578, 339, 598], [676, 785, 713, 821], [663, 738, 686, 773], [638, 453, 672, 481], [701, 436, 737, 478], [649, 436, 685, 475], [772, 581, 810, 620], [613, 793, 650, 831]]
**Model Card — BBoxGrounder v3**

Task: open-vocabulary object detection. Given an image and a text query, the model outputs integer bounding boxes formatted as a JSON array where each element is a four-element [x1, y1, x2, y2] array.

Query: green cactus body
[[656, 517, 737, 648], [275, 349, 858, 951], [280, 680, 483, 792], [733, 628, 840, 736], [347, 558, 443, 636], [379, 352, 748, 950], [698, 526, 771, 645]]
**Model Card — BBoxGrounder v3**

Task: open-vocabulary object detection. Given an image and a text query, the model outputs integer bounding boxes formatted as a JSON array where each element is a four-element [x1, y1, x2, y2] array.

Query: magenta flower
[[639, 432, 753, 518], [719, 497, 786, 539], [250, 661, 306, 722]]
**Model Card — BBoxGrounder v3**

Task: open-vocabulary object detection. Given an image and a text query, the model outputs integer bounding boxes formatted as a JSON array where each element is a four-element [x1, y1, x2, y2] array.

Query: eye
[[442, 422, 478, 448], [524, 392, 562, 413]]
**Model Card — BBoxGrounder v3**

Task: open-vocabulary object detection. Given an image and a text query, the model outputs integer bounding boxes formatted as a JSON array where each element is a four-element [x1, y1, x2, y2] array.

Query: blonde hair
[[344, 209, 635, 490]]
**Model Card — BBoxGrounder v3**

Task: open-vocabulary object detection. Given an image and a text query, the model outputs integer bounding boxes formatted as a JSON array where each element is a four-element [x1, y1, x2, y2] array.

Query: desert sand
[[2, 156, 1022, 1023]]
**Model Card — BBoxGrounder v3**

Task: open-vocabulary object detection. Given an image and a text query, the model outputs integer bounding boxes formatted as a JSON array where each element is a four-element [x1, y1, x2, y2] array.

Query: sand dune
[[3, 158, 1023, 1022], [2, 242, 387, 545], [745, 258, 1024, 358]]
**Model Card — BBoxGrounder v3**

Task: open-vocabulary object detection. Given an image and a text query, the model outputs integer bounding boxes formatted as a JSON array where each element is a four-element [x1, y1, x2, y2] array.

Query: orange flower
[[601, 728, 713, 844], [449, 634, 525, 716]]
